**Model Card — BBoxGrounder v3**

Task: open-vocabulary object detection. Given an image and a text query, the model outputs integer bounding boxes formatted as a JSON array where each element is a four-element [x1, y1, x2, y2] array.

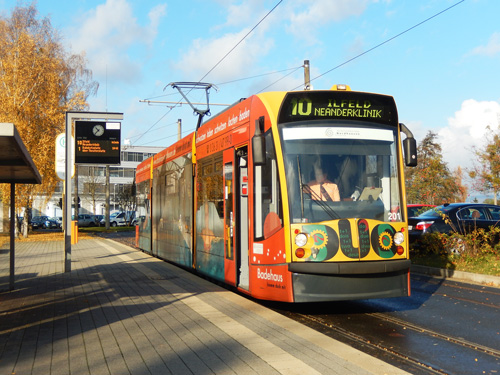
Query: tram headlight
[[394, 232, 405, 245], [295, 233, 308, 247]]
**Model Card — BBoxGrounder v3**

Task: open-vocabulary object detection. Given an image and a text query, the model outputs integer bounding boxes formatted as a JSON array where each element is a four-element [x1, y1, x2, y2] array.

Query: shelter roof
[[0, 123, 42, 184]]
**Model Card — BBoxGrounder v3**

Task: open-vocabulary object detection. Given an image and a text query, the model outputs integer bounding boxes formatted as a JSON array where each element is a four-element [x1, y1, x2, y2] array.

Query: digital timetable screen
[[75, 121, 121, 165]]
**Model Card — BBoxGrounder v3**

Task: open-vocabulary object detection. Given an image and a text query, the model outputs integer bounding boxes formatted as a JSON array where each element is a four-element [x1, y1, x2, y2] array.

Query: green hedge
[[411, 226, 500, 258]]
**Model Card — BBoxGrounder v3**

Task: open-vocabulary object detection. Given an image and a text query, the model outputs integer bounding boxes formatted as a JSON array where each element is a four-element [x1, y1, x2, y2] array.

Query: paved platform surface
[[0, 237, 409, 375]]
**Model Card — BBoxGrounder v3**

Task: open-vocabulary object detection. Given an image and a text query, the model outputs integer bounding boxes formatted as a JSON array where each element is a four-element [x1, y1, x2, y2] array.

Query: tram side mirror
[[252, 116, 266, 166], [403, 137, 417, 167]]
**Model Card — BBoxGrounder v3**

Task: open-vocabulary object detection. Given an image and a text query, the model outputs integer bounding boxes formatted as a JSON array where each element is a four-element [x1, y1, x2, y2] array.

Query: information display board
[[75, 121, 121, 164]]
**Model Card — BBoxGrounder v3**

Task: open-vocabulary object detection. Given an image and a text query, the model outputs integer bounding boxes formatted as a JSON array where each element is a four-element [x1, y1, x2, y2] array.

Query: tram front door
[[223, 146, 249, 290]]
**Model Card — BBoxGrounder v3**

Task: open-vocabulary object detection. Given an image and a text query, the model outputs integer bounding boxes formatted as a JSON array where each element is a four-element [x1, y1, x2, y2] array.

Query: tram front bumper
[[289, 259, 411, 302]]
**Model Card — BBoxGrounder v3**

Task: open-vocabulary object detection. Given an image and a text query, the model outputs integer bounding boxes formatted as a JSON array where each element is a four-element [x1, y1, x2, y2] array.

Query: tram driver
[[304, 159, 340, 202]]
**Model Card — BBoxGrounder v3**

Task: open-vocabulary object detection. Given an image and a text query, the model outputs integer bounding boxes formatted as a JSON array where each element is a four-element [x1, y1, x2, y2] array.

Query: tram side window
[[196, 157, 224, 249], [165, 156, 193, 248], [164, 169, 178, 231], [255, 130, 283, 239], [136, 180, 150, 225]]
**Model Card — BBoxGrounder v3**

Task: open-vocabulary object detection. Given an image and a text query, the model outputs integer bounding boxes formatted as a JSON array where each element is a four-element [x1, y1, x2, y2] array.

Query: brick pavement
[[0, 237, 409, 375]]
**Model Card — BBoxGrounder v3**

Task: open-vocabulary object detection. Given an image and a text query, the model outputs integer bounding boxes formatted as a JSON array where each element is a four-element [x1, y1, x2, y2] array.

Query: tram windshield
[[281, 124, 403, 223]]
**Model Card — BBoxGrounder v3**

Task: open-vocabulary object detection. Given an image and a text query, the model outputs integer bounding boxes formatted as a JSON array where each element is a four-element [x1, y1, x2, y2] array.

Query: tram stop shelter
[[0, 123, 42, 290]]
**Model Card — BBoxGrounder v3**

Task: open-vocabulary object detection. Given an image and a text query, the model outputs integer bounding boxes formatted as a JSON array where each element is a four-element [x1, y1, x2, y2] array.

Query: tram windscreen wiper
[[301, 183, 340, 220]]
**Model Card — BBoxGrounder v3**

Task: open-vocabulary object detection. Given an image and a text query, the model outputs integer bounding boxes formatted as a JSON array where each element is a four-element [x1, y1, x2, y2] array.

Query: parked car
[[125, 211, 136, 226], [408, 203, 500, 243], [94, 215, 104, 226], [31, 216, 50, 229], [407, 204, 436, 217], [74, 214, 98, 227], [101, 212, 127, 227], [44, 217, 60, 229]]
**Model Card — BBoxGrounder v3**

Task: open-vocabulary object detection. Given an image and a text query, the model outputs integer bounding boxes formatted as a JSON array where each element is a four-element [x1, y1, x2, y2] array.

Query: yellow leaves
[[0, 4, 97, 210]]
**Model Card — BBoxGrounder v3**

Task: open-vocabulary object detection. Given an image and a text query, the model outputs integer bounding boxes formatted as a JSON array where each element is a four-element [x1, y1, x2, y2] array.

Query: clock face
[[93, 124, 105, 136]]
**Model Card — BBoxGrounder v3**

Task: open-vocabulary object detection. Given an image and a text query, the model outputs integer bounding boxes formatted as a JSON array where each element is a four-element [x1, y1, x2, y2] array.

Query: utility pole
[[304, 60, 311, 90], [178, 119, 182, 141]]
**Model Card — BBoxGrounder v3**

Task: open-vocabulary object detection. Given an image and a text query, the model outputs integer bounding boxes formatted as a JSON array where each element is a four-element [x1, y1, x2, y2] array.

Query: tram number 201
[[388, 212, 401, 221]]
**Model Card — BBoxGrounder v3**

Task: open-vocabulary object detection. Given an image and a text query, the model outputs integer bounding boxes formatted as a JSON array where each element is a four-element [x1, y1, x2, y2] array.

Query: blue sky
[[2, 0, 499, 179]]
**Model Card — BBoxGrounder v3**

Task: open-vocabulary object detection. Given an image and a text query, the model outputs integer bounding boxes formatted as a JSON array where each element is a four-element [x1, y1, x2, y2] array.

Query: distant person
[[304, 161, 340, 202]]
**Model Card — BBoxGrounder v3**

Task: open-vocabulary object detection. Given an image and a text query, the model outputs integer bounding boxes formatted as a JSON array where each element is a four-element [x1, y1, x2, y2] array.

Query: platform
[[0, 237, 408, 374]]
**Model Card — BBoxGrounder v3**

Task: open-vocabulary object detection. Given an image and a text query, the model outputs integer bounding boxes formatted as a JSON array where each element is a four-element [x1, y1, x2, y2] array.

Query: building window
[[121, 152, 150, 162]]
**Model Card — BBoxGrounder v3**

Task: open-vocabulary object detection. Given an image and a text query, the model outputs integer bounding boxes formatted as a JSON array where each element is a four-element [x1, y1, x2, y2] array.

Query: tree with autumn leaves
[[405, 131, 467, 205], [0, 4, 98, 226], [469, 125, 500, 205]]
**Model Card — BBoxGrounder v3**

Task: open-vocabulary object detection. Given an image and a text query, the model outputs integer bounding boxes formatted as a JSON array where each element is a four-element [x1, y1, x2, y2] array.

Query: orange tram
[[135, 84, 418, 303]]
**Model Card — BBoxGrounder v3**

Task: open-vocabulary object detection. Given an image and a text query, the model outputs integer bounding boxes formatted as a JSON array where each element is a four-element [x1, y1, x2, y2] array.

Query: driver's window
[[254, 130, 282, 239]]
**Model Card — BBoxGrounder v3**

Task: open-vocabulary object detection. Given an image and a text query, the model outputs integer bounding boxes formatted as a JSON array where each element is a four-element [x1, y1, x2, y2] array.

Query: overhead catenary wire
[[127, 120, 179, 140], [134, 66, 297, 143], [216, 66, 301, 86], [135, 0, 283, 146], [292, 0, 466, 90], [142, 66, 301, 106], [136, 0, 463, 146], [161, 0, 283, 111], [140, 129, 193, 146], [130, 108, 174, 145], [195, 0, 283, 85], [162, 0, 284, 116], [256, 65, 303, 94], [142, 66, 301, 102]]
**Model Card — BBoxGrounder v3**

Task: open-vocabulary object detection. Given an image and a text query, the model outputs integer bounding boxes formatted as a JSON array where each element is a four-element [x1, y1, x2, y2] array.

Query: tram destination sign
[[75, 120, 121, 165], [278, 91, 398, 126]]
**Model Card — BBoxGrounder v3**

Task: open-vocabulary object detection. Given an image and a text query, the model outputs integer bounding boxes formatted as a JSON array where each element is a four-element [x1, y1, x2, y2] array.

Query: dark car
[[44, 217, 60, 229], [31, 216, 50, 229], [407, 204, 435, 217], [408, 203, 500, 243]]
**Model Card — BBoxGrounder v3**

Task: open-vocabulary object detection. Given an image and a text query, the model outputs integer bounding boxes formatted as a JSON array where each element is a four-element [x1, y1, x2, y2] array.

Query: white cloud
[[469, 32, 500, 57], [173, 0, 375, 86], [438, 99, 500, 171], [286, 0, 371, 42], [173, 29, 273, 83], [222, 0, 268, 28], [68, 0, 167, 82]]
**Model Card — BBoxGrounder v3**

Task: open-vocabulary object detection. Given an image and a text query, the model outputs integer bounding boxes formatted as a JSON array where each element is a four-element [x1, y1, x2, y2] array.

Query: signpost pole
[[64, 112, 72, 272]]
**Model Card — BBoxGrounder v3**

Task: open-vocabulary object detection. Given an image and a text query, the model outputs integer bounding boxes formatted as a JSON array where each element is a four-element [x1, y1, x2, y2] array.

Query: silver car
[[76, 214, 98, 227], [100, 212, 127, 227]]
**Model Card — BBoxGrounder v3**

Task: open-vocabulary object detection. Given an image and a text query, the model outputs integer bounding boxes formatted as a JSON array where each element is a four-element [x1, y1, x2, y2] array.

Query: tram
[[136, 84, 417, 302]]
